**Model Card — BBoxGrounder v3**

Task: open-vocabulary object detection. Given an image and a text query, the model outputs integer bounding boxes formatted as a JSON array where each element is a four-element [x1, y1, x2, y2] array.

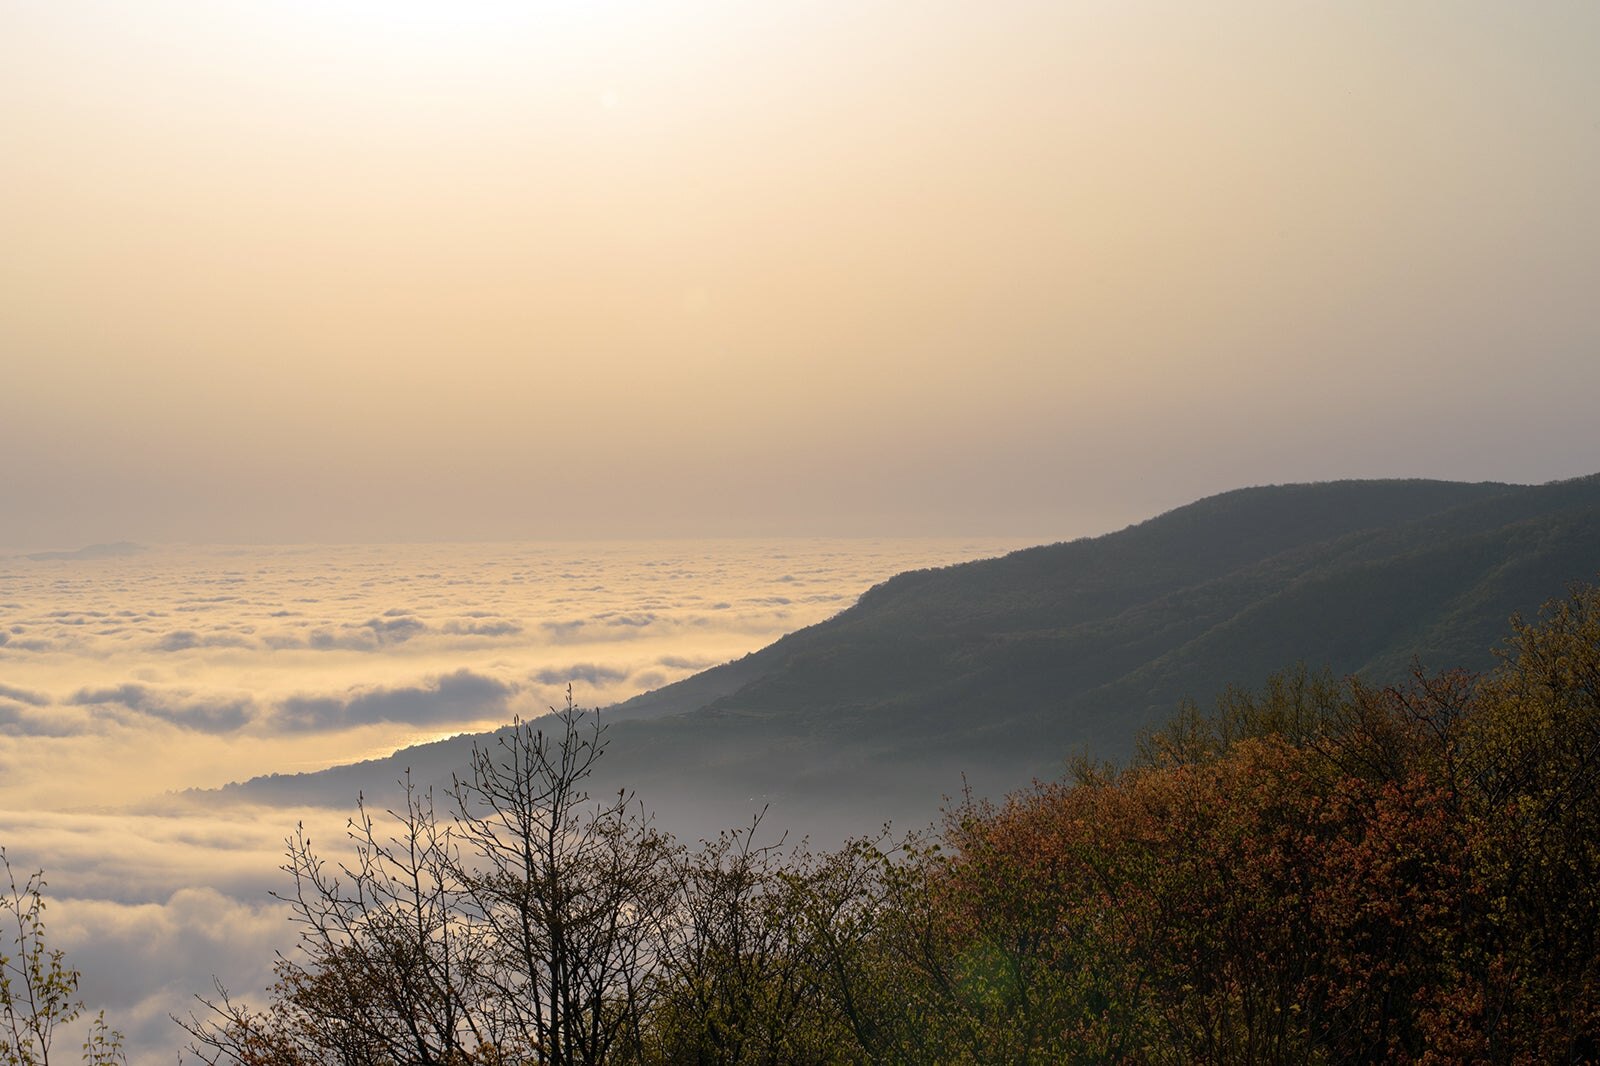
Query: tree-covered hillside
[[187, 585, 1600, 1064], [227, 475, 1600, 835]]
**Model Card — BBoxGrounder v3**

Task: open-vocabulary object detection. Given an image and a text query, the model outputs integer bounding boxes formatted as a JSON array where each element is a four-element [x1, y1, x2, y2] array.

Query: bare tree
[[183, 772, 486, 1066], [183, 695, 673, 1066], [451, 694, 676, 1065]]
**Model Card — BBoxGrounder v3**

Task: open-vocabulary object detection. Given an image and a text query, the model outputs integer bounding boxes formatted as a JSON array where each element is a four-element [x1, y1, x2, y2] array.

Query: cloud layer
[[0, 538, 1029, 1066], [0, 539, 1022, 761]]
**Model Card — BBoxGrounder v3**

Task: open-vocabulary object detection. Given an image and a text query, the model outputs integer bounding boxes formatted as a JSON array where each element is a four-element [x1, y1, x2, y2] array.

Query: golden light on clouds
[[0, 536, 1031, 1060], [1, 9, 1599, 1060]]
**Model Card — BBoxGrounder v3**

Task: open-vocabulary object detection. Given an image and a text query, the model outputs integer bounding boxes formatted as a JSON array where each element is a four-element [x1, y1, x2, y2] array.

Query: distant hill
[[223, 476, 1600, 836], [22, 541, 145, 561]]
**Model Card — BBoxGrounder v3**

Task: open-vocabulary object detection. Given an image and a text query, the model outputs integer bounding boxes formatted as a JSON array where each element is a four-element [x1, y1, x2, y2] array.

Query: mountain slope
[[224, 476, 1600, 835]]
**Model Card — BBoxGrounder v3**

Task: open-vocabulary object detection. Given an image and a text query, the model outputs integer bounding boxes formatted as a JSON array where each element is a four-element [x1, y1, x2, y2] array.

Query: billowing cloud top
[[0, 539, 1024, 802], [1, 537, 1031, 1066]]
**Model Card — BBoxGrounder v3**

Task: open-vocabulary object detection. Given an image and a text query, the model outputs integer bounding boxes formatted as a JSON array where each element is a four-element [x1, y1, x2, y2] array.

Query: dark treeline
[[181, 587, 1600, 1065]]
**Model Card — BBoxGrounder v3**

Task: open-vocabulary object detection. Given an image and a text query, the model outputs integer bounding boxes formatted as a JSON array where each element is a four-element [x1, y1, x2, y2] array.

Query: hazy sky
[[4, 2, 1598, 548]]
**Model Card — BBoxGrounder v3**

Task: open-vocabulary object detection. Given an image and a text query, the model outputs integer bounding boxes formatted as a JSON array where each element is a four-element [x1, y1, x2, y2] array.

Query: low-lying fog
[[0, 537, 1027, 1062]]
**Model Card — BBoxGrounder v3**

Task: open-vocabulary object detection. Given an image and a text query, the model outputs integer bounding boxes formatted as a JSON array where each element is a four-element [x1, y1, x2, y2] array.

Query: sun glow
[[4, 2, 1599, 549]]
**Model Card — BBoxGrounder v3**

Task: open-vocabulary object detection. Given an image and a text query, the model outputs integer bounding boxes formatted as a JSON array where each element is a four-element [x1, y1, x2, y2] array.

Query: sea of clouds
[[0, 537, 1026, 1062]]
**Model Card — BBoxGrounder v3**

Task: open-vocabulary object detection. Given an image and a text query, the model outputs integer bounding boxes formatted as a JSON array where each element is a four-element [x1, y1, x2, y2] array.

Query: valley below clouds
[[0, 537, 1025, 1062]]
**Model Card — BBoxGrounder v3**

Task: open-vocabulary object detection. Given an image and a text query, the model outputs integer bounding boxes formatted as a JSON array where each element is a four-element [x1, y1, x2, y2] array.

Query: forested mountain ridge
[[225, 475, 1600, 831], [187, 528, 1600, 1065]]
